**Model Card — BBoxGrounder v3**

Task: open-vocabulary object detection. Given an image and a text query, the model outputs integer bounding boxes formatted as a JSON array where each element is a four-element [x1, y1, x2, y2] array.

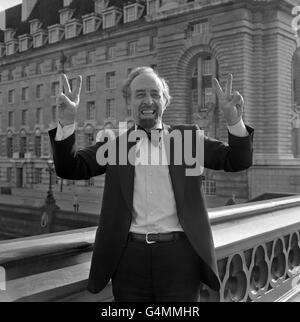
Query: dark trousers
[[112, 234, 202, 302]]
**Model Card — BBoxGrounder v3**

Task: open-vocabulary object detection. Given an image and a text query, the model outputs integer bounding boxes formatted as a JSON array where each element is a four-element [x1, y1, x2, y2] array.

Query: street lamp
[[45, 158, 55, 205]]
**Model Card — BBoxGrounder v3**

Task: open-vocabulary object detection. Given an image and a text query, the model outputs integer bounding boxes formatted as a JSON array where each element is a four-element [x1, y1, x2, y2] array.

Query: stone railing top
[[0, 227, 96, 265], [210, 195, 300, 224]]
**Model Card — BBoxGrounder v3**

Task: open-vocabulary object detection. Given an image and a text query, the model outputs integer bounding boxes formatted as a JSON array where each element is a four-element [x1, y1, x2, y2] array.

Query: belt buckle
[[146, 232, 156, 244]]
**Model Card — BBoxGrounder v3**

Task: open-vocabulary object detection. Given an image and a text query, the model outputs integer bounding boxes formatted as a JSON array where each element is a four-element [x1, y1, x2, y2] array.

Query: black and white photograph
[[0, 0, 299, 306]]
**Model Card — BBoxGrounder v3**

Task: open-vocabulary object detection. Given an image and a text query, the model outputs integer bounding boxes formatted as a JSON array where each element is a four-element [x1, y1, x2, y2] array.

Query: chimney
[[22, 0, 38, 22]]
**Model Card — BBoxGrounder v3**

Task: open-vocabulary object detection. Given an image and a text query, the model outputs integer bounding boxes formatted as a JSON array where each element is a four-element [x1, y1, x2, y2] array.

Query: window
[[125, 6, 136, 23], [35, 136, 42, 157], [33, 34, 43, 48], [52, 106, 57, 123], [103, 12, 114, 29], [86, 101, 96, 120], [36, 107, 43, 124], [203, 58, 212, 76], [49, 30, 57, 44], [20, 137, 27, 156], [87, 50, 95, 64], [7, 139, 13, 158], [8, 111, 14, 127], [52, 59, 61, 71], [106, 72, 116, 89], [34, 168, 42, 184], [83, 19, 94, 33], [86, 75, 96, 92], [21, 87, 29, 101], [69, 55, 76, 67], [7, 43, 14, 56], [51, 82, 60, 96], [21, 110, 28, 126], [65, 24, 75, 39], [6, 167, 12, 182], [128, 41, 137, 56], [36, 63, 43, 74], [150, 36, 157, 51], [192, 21, 209, 36], [85, 133, 94, 146], [107, 46, 116, 60], [20, 38, 28, 52], [36, 84, 43, 99], [147, 0, 157, 16], [204, 87, 213, 104], [8, 70, 13, 81], [106, 98, 115, 118], [192, 89, 198, 105], [8, 89, 15, 104]]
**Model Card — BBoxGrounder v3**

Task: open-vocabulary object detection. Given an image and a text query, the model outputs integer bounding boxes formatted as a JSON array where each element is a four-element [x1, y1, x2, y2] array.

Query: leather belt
[[129, 232, 186, 244]]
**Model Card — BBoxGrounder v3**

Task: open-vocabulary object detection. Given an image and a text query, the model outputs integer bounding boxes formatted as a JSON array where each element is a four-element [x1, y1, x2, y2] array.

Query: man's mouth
[[140, 109, 157, 119]]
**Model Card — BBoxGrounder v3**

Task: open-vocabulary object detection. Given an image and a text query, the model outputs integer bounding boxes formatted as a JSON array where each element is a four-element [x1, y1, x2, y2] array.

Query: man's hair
[[122, 66, 172, 107]]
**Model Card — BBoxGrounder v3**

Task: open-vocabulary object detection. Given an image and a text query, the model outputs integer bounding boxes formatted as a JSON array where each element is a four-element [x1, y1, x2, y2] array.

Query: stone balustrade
[[1, 195, 300, 302]]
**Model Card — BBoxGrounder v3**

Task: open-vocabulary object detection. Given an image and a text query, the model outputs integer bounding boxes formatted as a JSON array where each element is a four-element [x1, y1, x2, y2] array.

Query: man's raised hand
[[212, 74, 244, 126], [56, 74, 82, 127]]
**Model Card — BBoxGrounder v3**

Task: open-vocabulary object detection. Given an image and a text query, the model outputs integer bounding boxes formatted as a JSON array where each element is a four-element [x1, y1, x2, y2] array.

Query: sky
[[0, 0, 22, 12]]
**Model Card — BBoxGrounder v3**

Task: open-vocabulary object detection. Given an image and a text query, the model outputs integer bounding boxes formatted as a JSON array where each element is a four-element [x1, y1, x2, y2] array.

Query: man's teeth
[[141, 110, 155, 115]]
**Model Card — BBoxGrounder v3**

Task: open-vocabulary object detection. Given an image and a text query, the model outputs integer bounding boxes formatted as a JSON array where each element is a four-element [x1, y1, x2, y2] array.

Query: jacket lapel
[[118, 126, 136, 212], [163, 124, 186, 215]]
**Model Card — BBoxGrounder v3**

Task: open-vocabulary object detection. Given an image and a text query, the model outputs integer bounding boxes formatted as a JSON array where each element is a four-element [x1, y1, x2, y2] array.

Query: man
[[49, 67, 253, 302], [73, 194, 79, 213]]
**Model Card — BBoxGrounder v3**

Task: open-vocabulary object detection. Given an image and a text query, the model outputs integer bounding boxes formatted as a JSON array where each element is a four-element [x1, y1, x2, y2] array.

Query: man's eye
[[152, 94, 160, 99]]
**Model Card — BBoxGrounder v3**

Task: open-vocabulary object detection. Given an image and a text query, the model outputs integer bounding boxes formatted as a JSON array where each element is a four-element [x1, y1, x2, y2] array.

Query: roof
[[3, 0, 147, 40]]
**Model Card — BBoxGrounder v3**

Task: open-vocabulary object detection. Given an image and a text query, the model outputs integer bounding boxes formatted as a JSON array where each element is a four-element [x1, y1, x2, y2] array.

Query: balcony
[[1, 196, 300, 302]]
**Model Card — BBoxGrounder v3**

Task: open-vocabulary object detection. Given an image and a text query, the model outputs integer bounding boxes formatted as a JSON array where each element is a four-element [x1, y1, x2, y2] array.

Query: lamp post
[[45, 158, 55, 205]]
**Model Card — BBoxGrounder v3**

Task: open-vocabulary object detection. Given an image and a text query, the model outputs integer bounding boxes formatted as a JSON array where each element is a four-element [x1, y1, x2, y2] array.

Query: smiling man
[[49, 66, 254, 302]]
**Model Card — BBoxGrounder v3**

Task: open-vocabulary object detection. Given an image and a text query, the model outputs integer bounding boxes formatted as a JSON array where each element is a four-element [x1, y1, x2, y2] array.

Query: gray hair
[[122, 66, 172, 107]]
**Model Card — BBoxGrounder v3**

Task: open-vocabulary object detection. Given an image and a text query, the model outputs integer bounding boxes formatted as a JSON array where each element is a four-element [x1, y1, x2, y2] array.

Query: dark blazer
[[49, 123, 254, 293]]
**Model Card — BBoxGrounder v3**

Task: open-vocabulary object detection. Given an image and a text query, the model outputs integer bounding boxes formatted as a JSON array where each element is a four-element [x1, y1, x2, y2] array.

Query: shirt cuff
[[227, 119, 249, 137], [55, 121, 76, 141]]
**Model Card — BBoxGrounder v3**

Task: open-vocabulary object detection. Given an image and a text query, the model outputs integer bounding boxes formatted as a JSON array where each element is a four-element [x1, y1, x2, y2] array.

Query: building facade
[[0, 0, 299, 199]]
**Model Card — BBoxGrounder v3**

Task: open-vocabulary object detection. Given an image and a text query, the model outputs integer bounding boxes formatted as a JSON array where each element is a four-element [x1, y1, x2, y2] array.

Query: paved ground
[[0, 186, 246, 215]]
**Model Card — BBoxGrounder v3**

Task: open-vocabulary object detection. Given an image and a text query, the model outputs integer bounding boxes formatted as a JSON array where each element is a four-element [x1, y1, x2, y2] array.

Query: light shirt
[[55, 119, 248, 233]]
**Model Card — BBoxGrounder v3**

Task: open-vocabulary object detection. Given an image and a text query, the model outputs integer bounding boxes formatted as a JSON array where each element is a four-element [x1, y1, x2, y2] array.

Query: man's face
[[130, 72, 167, 130]]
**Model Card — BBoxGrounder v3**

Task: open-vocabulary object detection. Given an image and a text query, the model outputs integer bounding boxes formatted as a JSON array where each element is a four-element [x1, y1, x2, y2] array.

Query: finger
[[225, 74, 233, 98], [232, 91, 244, 107], [73, 75, 82, 97], [212, 78, 224, 99], [61, 73, 71, 95]]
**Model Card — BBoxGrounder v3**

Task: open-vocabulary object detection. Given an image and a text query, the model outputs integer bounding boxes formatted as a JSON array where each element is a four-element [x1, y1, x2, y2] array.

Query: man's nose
[[143, 94, 153, 106]]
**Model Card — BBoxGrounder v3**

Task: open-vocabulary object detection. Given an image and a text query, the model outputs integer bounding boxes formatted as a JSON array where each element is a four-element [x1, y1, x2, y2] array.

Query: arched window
[[190, 54, 217, 112]]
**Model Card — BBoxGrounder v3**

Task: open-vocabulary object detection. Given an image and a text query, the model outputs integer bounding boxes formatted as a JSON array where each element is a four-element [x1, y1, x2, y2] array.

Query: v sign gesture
[[56, 74, 82, 127], [213, 74, 244, 126]]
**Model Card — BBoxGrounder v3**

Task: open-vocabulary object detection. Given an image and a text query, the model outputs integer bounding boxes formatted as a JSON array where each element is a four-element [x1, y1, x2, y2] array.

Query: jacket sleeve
[[48, 127, 107, 180], [199, 124, 254, 172]]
